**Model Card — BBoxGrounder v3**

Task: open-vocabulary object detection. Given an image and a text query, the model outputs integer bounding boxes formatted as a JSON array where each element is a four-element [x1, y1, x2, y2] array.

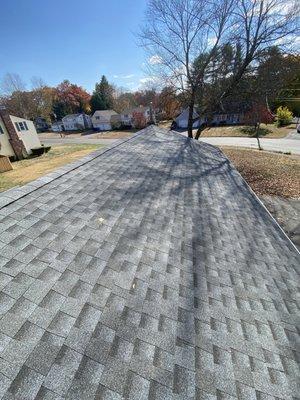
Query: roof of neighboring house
[[92, 110, 118, 123], [175, 107, 199, 121], [62, 113, 89, 121], [121, 106, 149, 115], [0, 126, 298, 398]]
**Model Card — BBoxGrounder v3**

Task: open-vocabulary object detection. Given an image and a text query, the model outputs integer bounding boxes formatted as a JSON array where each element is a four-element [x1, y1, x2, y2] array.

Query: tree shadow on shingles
[[93, 132, 300, 357]]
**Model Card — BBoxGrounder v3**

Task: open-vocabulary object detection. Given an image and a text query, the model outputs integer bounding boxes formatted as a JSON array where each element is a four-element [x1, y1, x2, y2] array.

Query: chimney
[[0, 107, 27, 160]]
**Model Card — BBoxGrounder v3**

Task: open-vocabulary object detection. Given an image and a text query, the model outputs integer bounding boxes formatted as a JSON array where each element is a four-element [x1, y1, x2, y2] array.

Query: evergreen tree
[[90, 76, 114, 112]]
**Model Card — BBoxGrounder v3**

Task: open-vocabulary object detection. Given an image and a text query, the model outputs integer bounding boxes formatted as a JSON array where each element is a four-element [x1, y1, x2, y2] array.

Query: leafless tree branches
[[140, 0, 300, 138]]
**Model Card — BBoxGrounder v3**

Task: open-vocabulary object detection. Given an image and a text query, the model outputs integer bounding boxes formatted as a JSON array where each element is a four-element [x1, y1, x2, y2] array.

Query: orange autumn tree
[[53, 80, 91, 119]]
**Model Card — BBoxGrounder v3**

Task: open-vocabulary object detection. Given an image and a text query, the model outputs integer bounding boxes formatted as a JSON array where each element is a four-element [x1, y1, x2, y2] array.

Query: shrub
[[240, 126, 272, 137], [275, 106, 293, 127]]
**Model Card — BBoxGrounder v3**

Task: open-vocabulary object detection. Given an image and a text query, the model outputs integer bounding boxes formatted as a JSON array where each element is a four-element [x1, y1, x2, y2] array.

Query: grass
[[157, 120, 294, 138], [39, 129, 136, 140], [221, 146, 300, 198], [203, 124, 294, 138], [91, 129, 137, 139], [0, 144, 102, 192]]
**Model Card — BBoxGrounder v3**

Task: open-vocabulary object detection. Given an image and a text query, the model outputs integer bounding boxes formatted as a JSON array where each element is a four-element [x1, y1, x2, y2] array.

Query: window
[[96, 116, 100, 120], [19, 122, 26, 131], [0, 125, 3, 134], [15, 121, 29, 131]]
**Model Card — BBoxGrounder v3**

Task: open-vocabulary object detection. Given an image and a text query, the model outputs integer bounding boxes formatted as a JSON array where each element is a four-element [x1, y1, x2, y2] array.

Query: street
[[41, 130, 300, 155], [199, 135, 300, 154]]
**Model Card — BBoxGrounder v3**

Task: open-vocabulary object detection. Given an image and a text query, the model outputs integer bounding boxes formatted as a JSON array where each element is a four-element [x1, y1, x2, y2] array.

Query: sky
[[0, 0, 149, 93]]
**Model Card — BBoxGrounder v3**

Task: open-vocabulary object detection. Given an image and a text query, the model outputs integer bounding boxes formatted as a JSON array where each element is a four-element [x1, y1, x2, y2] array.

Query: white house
[[62, 113, 92, 131], [92, 110, 118, 131], [175, 108, 202, 129], [175, 108, 244, 129], [51, 121, 64, 132], [212, 113, 244, 125], [120, 106, 152, 127], [0, 109, 42, 159]]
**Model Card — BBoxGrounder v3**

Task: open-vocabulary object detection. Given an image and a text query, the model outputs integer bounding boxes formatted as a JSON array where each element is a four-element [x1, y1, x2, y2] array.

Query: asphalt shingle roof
[[0, 126, 299, 399]]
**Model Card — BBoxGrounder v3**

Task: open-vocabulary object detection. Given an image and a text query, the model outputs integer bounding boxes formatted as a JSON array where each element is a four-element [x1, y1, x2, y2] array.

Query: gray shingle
[[0, 126, 298, 399]]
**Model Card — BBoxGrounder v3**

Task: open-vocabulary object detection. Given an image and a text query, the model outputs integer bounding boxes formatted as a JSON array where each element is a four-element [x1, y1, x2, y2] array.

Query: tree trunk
[[255, 123, 262, 150], [194, 124, 206, 140], [187, 95, 195, 138]]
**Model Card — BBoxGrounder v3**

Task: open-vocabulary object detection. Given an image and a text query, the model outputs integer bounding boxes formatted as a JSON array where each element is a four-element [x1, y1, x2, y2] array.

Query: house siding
[[62, 114, 92, 131], [10, 115, 41, 154], [0, 117, 15, 157]]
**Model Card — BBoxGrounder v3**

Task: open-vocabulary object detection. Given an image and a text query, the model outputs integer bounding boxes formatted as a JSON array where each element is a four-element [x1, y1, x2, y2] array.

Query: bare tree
[[139, 0, 235, 137], [140, 0, 299, 139], [31, 76, 47, 90], [218, 0, 300, 107], [1, 73, 26, 95], [0, 73, 29, 117]]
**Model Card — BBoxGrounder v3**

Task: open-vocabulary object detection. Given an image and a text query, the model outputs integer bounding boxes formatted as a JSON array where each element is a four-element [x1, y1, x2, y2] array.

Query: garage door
[[99, 123, 111, 131]]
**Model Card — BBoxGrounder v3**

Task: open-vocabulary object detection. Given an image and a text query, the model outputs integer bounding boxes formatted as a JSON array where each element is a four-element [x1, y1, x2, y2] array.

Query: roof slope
[[0, 126, 299, 399], [176, 107, 199, 120], [92, 110, 118, 118], [92, 110, 119, 123]]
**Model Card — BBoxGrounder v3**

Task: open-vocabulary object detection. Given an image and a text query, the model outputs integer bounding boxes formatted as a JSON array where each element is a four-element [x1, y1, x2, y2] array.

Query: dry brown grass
[[39, 129, 136, 140], [221, 146, 300, 198], [202, 124, 294, 138], [0, 144, 102, 192], [157, 120, 294, 138], [91, 130, 136, 139]]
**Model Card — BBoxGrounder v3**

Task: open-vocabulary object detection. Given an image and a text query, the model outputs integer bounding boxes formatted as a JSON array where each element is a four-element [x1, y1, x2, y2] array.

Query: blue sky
[[0, 0, 149, 93]]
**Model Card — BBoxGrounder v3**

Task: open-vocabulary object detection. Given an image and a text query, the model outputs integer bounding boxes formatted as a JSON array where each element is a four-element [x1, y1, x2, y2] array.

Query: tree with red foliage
[[244, 103, 274, 150], [132, 111, 147, 129], [53, 80, 91, 120]]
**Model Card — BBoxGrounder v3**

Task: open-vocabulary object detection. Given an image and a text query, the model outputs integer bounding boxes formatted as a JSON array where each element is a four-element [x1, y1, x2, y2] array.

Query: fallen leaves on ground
[[220, 147, 300, 198]]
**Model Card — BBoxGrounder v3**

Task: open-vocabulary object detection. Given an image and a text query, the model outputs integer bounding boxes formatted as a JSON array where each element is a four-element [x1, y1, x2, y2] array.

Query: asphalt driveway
[[0, 126, 299, 399]]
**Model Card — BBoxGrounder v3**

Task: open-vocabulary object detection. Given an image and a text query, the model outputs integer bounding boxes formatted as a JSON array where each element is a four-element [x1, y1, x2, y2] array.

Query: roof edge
[[213, 143, 300, 256]]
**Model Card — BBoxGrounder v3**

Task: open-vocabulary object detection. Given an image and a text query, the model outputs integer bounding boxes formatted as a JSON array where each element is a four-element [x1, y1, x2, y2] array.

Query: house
[[92, 110, 119, 131], [62, 113, 92, 131], [0, 108, 42, 160], [174, 107, 244, 129], [175, 108, 202, 129], [211, 113, 244, 125], [34, 117, 49, 132], [120, 106, 154, 127], [51, 121, 64, 132]]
